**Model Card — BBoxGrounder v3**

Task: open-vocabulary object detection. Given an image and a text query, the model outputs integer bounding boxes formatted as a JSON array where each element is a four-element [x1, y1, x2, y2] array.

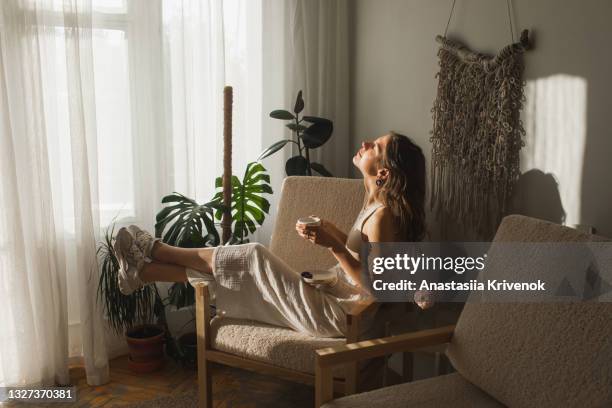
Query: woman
[[113, 131, 428, 338]]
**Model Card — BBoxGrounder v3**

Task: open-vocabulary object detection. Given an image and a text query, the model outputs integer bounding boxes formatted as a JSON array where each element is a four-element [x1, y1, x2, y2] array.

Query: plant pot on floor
[[178, 332, 198, 370], [126, 324, 165, 373]]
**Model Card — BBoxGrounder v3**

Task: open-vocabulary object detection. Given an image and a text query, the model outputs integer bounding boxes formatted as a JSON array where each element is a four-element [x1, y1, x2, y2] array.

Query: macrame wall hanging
[[430, 0, 531, 239]]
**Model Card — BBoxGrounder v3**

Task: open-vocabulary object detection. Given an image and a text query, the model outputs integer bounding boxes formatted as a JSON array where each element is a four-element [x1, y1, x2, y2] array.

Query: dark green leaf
[[257, 140, 291, 161], [245, 162, 266, 179], [302, 116, 329, 124], [211, 161, 273, 243], [286, 123, 309, 132], [310, 162, 333, 177], [293, 90, 304, 114], [285, 155, 309, 176], [269, 110, 295, 120], [301, 119, 333, 149]]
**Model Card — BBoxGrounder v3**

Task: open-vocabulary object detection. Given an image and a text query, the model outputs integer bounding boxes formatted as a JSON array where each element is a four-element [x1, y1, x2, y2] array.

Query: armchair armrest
[[315, 325, 455, 407]]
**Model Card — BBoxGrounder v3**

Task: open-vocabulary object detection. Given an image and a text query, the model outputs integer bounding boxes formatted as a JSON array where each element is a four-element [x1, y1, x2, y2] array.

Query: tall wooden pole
[[222, 86, 233, 244]]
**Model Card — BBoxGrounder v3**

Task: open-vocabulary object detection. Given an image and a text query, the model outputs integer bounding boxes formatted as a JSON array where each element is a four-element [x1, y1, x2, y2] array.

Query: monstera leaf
[[155, 193, 221, 247], [212, 161, 273, 243]]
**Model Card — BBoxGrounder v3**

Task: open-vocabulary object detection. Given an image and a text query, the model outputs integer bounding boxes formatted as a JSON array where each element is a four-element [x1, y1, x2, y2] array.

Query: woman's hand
[[414, 290, 435, 310], [295, 216, 343, 250]]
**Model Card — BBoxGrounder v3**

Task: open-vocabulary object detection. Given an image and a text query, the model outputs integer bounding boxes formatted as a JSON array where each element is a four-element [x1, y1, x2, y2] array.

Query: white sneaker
[[124, 225, 160, 261], [113, 227, 147, 295]]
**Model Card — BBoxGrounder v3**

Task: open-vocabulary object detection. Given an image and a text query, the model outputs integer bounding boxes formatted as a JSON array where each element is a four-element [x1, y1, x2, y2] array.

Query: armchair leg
[[198, 360, 212, 408], [315, 364, 333, 408], [402, 351, 414, 382], [195, 284, 212, 408], [345, 362, 358, 395]]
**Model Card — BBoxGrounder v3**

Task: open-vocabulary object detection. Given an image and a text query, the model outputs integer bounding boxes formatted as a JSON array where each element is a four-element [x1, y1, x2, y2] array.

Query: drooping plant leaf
[[285, 155, 309, 176], [96, 224, 156, 336], [269, 109, 295, 120], [310, 162, 333, 177], [301, 118, 333, 149], [211, 161, 273, 243], [257, 139, 294, 161], [155, 193, 221, 247], [294, 90, 304, 114]]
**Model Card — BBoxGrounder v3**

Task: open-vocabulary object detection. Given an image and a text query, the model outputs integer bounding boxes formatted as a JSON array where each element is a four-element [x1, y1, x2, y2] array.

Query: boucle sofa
[[316, 215, 612, 407]]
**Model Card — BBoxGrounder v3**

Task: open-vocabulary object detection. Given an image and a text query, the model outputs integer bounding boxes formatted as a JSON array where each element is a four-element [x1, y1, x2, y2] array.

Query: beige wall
[[349, 0, 612, 238]]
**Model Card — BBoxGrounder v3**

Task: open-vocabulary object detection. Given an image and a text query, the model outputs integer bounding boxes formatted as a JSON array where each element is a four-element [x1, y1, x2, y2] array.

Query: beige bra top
[[345, 202, 385, 260]]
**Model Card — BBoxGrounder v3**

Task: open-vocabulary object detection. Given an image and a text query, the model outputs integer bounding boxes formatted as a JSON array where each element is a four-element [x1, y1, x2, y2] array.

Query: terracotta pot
[[125, 324, 165, 373]]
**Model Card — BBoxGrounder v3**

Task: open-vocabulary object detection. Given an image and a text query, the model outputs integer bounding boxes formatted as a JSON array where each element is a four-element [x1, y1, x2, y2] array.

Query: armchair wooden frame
[[314, 325, 456, 407], [194, 282, 378, 408]]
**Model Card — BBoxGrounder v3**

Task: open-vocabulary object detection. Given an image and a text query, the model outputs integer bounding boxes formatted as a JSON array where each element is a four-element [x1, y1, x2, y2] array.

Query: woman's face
[[353, 134, 391, 176]]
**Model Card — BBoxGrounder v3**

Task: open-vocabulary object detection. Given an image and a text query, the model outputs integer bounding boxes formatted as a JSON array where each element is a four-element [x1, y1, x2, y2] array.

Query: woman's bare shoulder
[[363, 206, 397, 242]]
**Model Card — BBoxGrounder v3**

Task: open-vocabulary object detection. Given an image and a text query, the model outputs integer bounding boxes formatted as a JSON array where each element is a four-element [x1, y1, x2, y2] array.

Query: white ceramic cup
[[297, 216, 321, 227]]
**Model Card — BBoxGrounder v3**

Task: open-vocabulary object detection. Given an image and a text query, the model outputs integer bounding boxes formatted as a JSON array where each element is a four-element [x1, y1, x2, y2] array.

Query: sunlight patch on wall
[[522, 74, 587, 227]]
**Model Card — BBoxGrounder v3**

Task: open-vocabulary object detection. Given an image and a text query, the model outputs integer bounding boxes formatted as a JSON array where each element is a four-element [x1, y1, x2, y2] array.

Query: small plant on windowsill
[[259, 90, 334, 177]]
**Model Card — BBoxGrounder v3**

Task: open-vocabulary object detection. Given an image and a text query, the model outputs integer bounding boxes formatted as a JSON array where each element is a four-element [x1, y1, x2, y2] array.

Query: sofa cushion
[[210, 317, 346, 375], [447, 215, 612, 407], [322, 372, 503, 408]]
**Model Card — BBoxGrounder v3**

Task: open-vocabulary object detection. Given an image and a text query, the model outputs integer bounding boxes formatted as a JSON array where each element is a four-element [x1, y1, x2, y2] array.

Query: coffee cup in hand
[[297, 216, 321, 227]]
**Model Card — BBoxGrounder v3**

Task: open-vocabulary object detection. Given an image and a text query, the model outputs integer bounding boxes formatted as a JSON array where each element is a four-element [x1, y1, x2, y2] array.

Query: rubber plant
[[258, 90, 334, 177]]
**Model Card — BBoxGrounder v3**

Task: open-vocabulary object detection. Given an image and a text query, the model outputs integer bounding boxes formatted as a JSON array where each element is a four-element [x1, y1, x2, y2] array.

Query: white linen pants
[[186, 242, 371, 338]]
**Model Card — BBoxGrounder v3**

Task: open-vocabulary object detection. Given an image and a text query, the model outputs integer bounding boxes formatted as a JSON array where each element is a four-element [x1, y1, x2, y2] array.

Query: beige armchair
[[316, 215, 612, 407], [194, 176, 381, 408]]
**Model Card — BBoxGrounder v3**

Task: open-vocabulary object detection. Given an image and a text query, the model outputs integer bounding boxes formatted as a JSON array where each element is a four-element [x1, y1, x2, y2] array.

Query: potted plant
[[97, 224, 167, 373], [153, 160, 273, 367], [258, 90, 334, 177]]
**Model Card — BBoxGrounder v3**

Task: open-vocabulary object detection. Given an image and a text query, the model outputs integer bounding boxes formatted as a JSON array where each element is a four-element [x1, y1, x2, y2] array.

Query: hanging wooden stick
[[222, 86, 233, 244]]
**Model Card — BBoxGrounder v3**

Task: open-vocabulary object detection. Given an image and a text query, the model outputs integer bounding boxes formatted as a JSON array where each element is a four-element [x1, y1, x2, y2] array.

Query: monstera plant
[[258, 90, 334, 177], [210, 161, 273, 244], [154, 193, 221, 249], [154, 161, 272, 309], [146, 160, 272, 365]]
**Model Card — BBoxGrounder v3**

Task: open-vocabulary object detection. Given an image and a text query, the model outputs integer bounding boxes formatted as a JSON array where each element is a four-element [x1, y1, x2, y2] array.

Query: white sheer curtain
[[0, 0, 265, 387], [284, 0, 350, 178], [0, 0, 348, 388]]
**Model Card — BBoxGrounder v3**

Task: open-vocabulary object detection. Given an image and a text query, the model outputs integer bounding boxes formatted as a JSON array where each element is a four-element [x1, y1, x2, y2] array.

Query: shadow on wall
[[508, 169, 565, 225], [522, 74, 586, 229]]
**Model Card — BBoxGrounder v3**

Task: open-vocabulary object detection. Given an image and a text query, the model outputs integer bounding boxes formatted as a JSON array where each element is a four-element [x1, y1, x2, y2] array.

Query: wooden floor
[[6, 355, 314, 408]]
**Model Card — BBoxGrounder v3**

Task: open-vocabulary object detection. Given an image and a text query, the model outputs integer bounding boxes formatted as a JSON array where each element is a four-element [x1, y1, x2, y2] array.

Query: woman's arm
[[330, 207, 396, 287], [327, 221, 348, 245]]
